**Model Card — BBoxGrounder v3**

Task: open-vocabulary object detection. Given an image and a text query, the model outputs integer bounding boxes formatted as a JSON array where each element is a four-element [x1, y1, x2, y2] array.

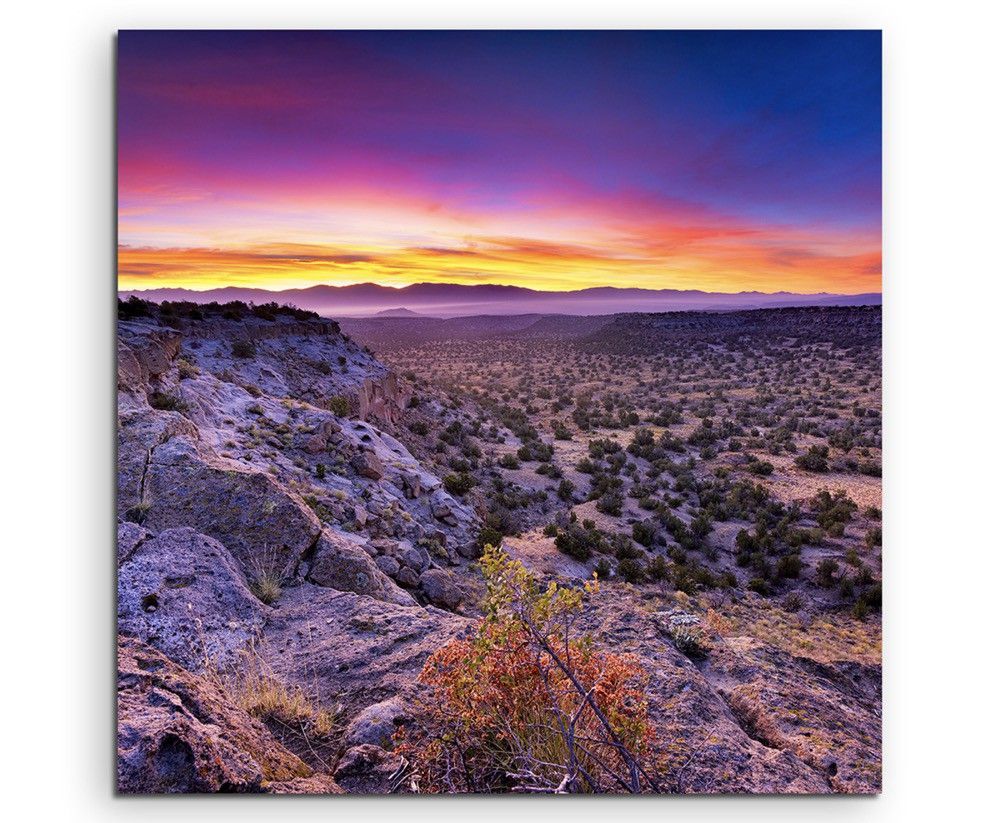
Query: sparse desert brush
[[212, 642, 341, 744], [148, 391, 188, 413], [443, 471, 476, 496], [327, 395, 350, 416], [176, 358, 201, 379], [399, 545, 659, 794], [247, 545, 284, 605], [231, 338, 257, 359], [124, 500, 151, 525]]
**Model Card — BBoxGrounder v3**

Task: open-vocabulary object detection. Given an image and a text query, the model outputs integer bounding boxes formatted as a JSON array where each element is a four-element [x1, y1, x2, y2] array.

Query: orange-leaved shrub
[[397, 544, 658, 794]]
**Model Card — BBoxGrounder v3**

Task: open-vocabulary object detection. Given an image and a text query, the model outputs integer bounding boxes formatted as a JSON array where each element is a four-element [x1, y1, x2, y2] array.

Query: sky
[[118, 30, 881, 294]]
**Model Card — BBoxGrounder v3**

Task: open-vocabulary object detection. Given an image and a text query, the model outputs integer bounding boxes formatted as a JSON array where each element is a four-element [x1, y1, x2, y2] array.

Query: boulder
[[118, 322, 182, 384], [118, 527, 266, 671], [333, 745, 406, 795], [395, 540, 431, 574], [141, 445, 321, 579], [374, 555, 400, 578], [419, 569, 463, 611], [307, 530, 413, 606], [351, 450, 384, 480], [396, 567, 420, 588], [260, 584, 468, 720], [343, 697, 409, 748], [353, 504, 368, 527]]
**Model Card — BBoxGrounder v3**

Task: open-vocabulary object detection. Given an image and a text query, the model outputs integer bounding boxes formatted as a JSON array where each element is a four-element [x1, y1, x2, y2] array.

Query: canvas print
[[116, 30, 881, 794]]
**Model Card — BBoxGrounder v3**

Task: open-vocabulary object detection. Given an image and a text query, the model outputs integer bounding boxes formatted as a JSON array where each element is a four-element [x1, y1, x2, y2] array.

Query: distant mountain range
[[119, 282, 882, 319]]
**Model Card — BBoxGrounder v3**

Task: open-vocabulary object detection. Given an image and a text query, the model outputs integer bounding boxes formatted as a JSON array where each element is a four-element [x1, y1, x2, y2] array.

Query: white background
[[2, 1, 998, 820]]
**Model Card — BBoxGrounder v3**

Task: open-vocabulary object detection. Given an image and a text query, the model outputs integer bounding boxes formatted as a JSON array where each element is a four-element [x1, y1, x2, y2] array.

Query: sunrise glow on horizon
[[117, 31, 882, 295]]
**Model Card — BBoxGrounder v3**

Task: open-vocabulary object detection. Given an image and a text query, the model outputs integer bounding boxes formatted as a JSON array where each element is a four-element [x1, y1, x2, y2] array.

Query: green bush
[[443, 472, 476, 497], [328, 395, 350, 416], [632, 520, 656, 548], [816, 558, 839, 588], [616, 557, 646, 584], [775, 553, 802, 579], [148, 392, 187, 413], [231, 339, 257, 359], [646, 555, 670, 581], [794, 445, 829, 473]]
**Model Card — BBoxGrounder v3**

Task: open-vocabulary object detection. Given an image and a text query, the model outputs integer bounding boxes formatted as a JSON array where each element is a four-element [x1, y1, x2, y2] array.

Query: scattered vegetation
[[399, 545, 658, 793]]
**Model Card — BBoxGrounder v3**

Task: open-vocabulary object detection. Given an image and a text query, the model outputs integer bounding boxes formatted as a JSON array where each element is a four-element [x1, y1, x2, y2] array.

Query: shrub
[[499, 453, 521, 470], [328, 395, 350, 416], [552, 420, 573, 440], [632, 520, 656, 548], [231, 339, 257, 359], [443, 472, 476, 497], [775, 553, 802, 579], [596, 490, 624, 517], [224, 647, 339, 745], [176, 358, 201, 379], [746, 456, 775, 476], [747, 577, 772, 596], [476, 525, 504, 553], [247, 546, 284, 605], [782, 591, 804, 612], [554, 522, 604, 561], [556, 478, 576, 502], [816, 558, 840, 588], [794, 445, 829, 473], [118, 295, 152, 319], [616, 557, 646, 584], [148, 391, 187, 413], [399, 546, 658, 794], [852, 582, 882, 618], [124, 501, 150, 525], [594, 557, 613, 579], [646, 555, 670, 581]]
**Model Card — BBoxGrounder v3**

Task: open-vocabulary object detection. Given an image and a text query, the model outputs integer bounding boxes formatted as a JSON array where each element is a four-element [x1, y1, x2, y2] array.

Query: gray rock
[[353, 504, 368, 527], [343, 697, 408, 748], [117, 527, 266, 671], [307, 531, 412, 606], [351, 450, 384, 480], [117, 521, 152, 566], [374, 555, 400, 578], [419, 568, 463, 611], [117, 636, 320, 793], [396, 540, 431, 574], [140, 445, 321, 580], [396, 567, 420, 588]]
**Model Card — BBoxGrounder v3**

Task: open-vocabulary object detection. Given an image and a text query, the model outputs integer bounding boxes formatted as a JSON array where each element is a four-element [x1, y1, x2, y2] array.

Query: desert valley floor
[[117, 300, 881, 794]]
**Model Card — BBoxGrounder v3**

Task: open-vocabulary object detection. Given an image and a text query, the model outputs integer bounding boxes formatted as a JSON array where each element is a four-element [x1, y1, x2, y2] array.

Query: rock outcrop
[[117, 636, 338, 793], [307, 530, 413, 606], [358, 373, 410, 427], [118, 527, 267, 671]]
